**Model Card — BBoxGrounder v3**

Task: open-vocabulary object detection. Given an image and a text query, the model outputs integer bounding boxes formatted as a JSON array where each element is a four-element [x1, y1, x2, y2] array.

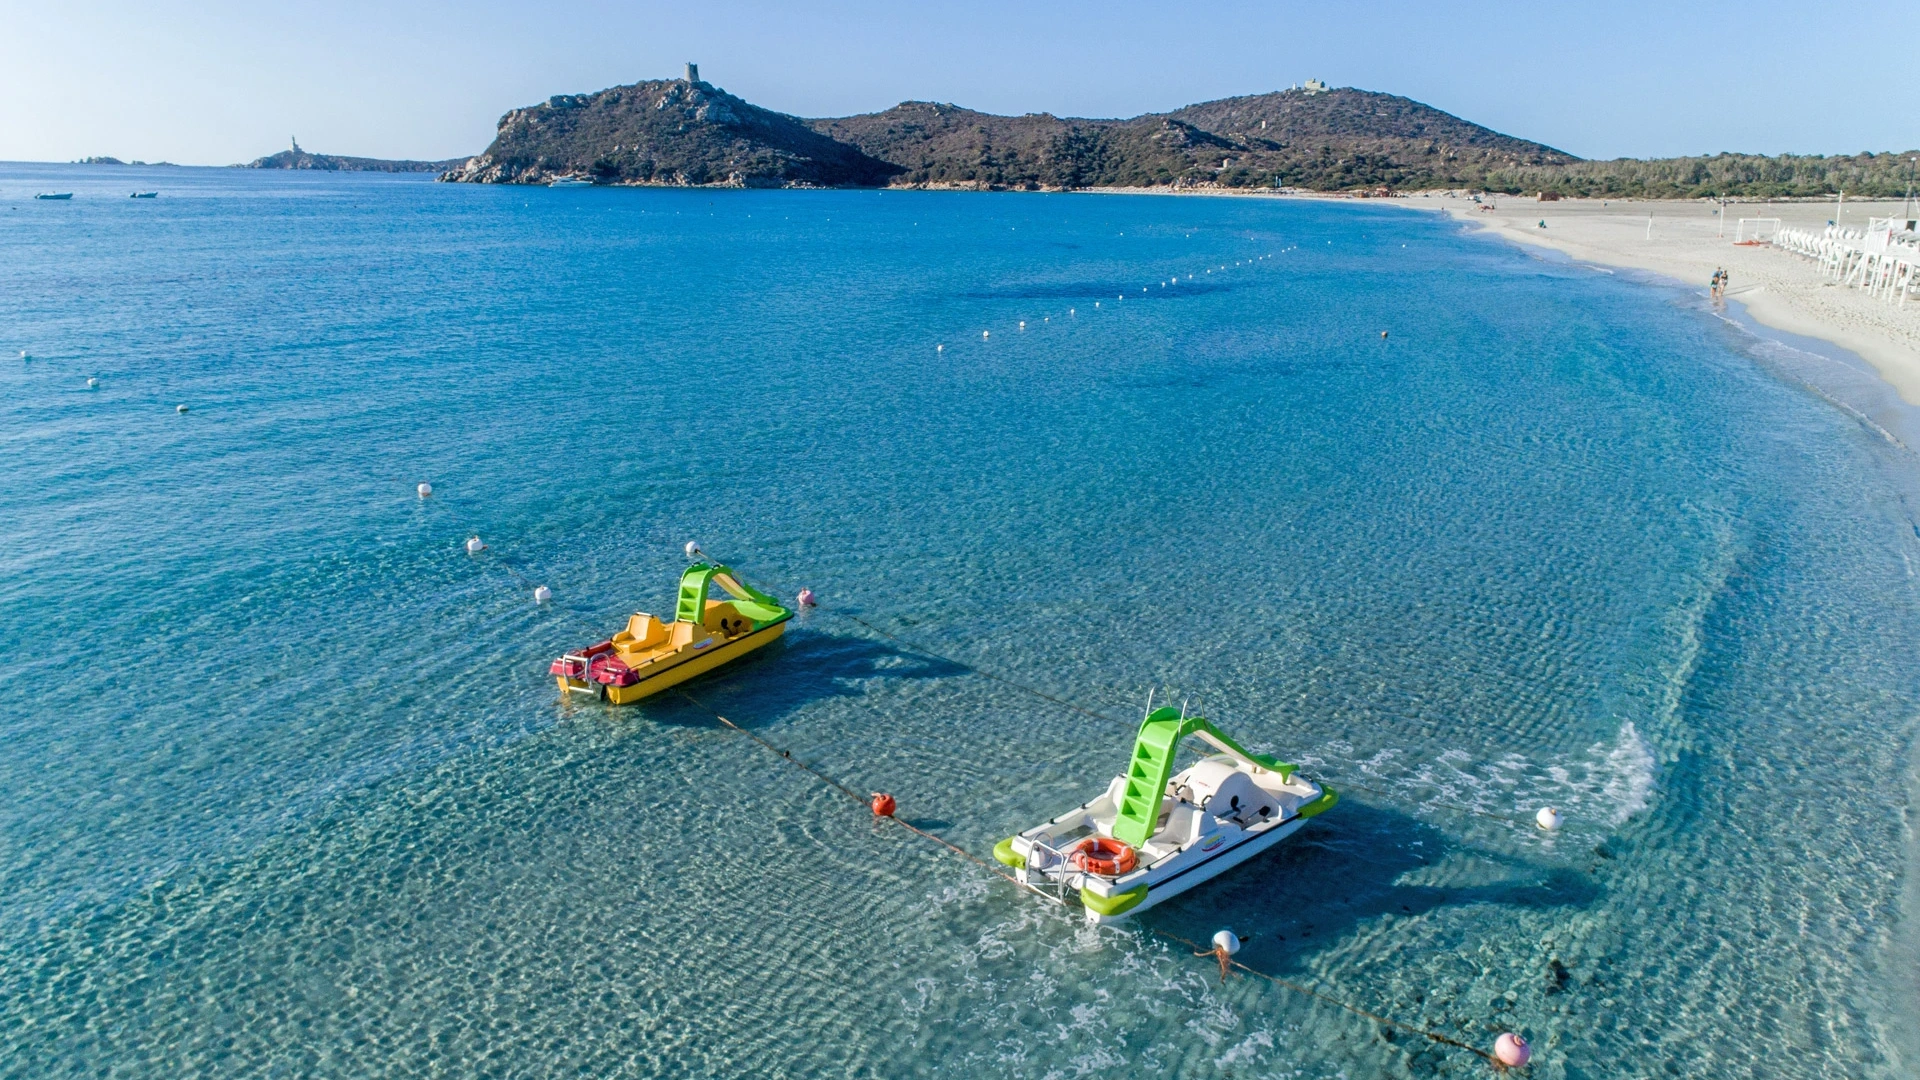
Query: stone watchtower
[[685, 62, 699, 84]]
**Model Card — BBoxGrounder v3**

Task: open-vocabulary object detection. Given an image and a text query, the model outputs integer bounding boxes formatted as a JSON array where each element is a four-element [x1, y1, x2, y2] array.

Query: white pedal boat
[[994, 705, 1336, 923]]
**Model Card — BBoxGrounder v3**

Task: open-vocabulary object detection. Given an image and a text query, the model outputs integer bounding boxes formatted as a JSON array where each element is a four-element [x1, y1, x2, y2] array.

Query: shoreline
[[1080, 185, 1920, 410], [1415, 195, 1920, 406]]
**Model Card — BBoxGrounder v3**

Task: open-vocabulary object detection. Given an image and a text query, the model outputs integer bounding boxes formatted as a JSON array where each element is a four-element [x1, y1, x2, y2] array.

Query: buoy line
[[672, 688, 1066, 907], [670, 687, 1510, 1070], [402, 477, 602, 639], [1151, 929, 1499, 1066], [934, 249, 1275, 354]]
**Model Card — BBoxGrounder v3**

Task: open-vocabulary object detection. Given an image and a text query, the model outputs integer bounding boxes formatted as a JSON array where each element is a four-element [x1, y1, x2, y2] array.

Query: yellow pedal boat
[[550, 546, 793, 704]]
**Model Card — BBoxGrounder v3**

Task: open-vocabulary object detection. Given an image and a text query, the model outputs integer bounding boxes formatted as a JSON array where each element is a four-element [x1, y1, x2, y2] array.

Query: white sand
[[1421, 195, 1920, 404]]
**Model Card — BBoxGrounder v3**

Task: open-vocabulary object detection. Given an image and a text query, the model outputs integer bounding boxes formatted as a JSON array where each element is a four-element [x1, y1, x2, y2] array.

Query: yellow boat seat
[[615, 613, 667, 650]]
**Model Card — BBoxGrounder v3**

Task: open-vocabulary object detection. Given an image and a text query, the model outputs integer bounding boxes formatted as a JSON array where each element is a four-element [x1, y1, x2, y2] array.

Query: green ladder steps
[[1112, 708, 1186, 848], [675, 564, 719, 624], [1109, 707, 1302, 849]]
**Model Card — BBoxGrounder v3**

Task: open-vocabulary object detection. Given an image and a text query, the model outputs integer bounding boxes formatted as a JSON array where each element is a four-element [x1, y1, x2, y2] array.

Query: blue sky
[[2, 0, 1915, 165]]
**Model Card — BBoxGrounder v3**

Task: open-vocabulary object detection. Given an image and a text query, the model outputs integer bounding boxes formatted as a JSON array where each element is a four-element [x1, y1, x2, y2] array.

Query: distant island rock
[[78, 156, 176, 166], [243, 139, 467, 173]]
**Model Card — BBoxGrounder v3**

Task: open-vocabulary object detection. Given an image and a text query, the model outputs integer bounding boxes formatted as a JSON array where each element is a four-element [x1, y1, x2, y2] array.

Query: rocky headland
[[244, 142, 466, 173], [429, 71, 1920, 197], [442, 79, 898, 187], [440, 74, 1572, 192]]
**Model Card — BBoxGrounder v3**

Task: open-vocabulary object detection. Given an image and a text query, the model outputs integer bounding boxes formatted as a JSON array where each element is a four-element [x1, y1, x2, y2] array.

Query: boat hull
[[555, 619, 786, 704], [1082, 815, 1309, 924]]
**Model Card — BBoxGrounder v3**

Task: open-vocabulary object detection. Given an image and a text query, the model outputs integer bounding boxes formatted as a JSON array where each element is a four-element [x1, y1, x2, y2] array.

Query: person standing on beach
[[1710, 269, 1720, 298]]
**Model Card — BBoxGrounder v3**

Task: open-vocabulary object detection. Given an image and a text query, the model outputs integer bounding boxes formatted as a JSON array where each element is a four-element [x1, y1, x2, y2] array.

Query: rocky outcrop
[[442, 79, 899, 187], [243, 148, 467, 172]]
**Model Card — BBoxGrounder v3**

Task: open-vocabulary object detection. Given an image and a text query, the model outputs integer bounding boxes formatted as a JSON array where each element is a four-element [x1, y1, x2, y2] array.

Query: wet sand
[[1422, 195, 1920, 404]]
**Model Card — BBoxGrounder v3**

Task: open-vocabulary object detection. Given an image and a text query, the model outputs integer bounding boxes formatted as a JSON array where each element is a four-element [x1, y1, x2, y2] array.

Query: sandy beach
[[1418, 194, 1920, 404]]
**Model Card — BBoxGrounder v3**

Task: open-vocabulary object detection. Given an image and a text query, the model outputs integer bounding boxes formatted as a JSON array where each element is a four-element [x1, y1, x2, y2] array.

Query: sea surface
[[3, 163, 1918, 1079]]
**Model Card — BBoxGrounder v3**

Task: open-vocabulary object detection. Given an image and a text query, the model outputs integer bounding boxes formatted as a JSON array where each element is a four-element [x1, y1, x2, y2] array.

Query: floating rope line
[[393, 476, 610, 640], [673, 689, 1064, 907], [672, 688, 1502, 1068], [1150, 929, 1498, 1065]]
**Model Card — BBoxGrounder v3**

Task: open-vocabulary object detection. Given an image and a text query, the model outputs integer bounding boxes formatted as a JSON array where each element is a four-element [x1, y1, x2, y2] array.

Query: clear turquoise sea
[[3, 164, 1918, 1079]]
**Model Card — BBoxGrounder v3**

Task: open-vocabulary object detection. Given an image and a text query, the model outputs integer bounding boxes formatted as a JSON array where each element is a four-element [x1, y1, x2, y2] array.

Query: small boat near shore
[[996, 704, 1336, 923], [549, 545, 792, 703], [548, 176, 592, 188], [35, 193, 73, 200], [130, 191, 158, 198]]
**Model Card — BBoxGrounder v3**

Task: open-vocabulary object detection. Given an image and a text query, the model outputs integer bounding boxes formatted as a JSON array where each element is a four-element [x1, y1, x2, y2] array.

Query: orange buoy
[[870, 792, 896, 817], [1067, 836, 1137, 876]]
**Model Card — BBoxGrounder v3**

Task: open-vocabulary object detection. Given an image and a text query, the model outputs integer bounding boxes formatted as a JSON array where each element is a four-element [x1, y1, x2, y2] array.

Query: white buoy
[[1094, 301, 1100, 307], [936, 344, 944, 352], [416, 482, 432, 498], [1018, 321, 1026, 330], [1069, 308, 1075, 315], [1494, 1033, 1531, 1067], [797, 587, 816, 607], [1535, 807, 1563, 831], [19, 350, 27, 360], [1212, 930, 1241, 956], [86, 377, 97, 389], [981, 330, 989, 339], [684, 540, 702, 559], [533, 585, 552, 603], [466, 536, 486, 554], [175, 404, 188, 413]]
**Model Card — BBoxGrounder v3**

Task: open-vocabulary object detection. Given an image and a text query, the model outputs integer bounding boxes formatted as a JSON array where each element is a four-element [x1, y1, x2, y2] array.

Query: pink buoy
[[1494, 1032, 1530, 1068], [797, 588, 816, 607]]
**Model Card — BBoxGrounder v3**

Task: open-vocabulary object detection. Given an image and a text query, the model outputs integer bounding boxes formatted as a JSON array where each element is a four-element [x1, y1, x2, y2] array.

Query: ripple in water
[[0, 165, 1917, 1078]]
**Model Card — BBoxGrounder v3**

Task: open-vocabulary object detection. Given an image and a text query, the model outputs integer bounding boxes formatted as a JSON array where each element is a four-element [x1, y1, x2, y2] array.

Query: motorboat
[[130, 192, 158, 198], [548, 176, 592, 188], [34, 193, 73, 200], [995, 704, 1336, 923], [549, 545, 792, 704]]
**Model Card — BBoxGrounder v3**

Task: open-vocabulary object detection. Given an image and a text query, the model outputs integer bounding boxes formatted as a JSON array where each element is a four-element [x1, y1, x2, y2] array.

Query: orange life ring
[[1068, 836, 1137, 876]]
